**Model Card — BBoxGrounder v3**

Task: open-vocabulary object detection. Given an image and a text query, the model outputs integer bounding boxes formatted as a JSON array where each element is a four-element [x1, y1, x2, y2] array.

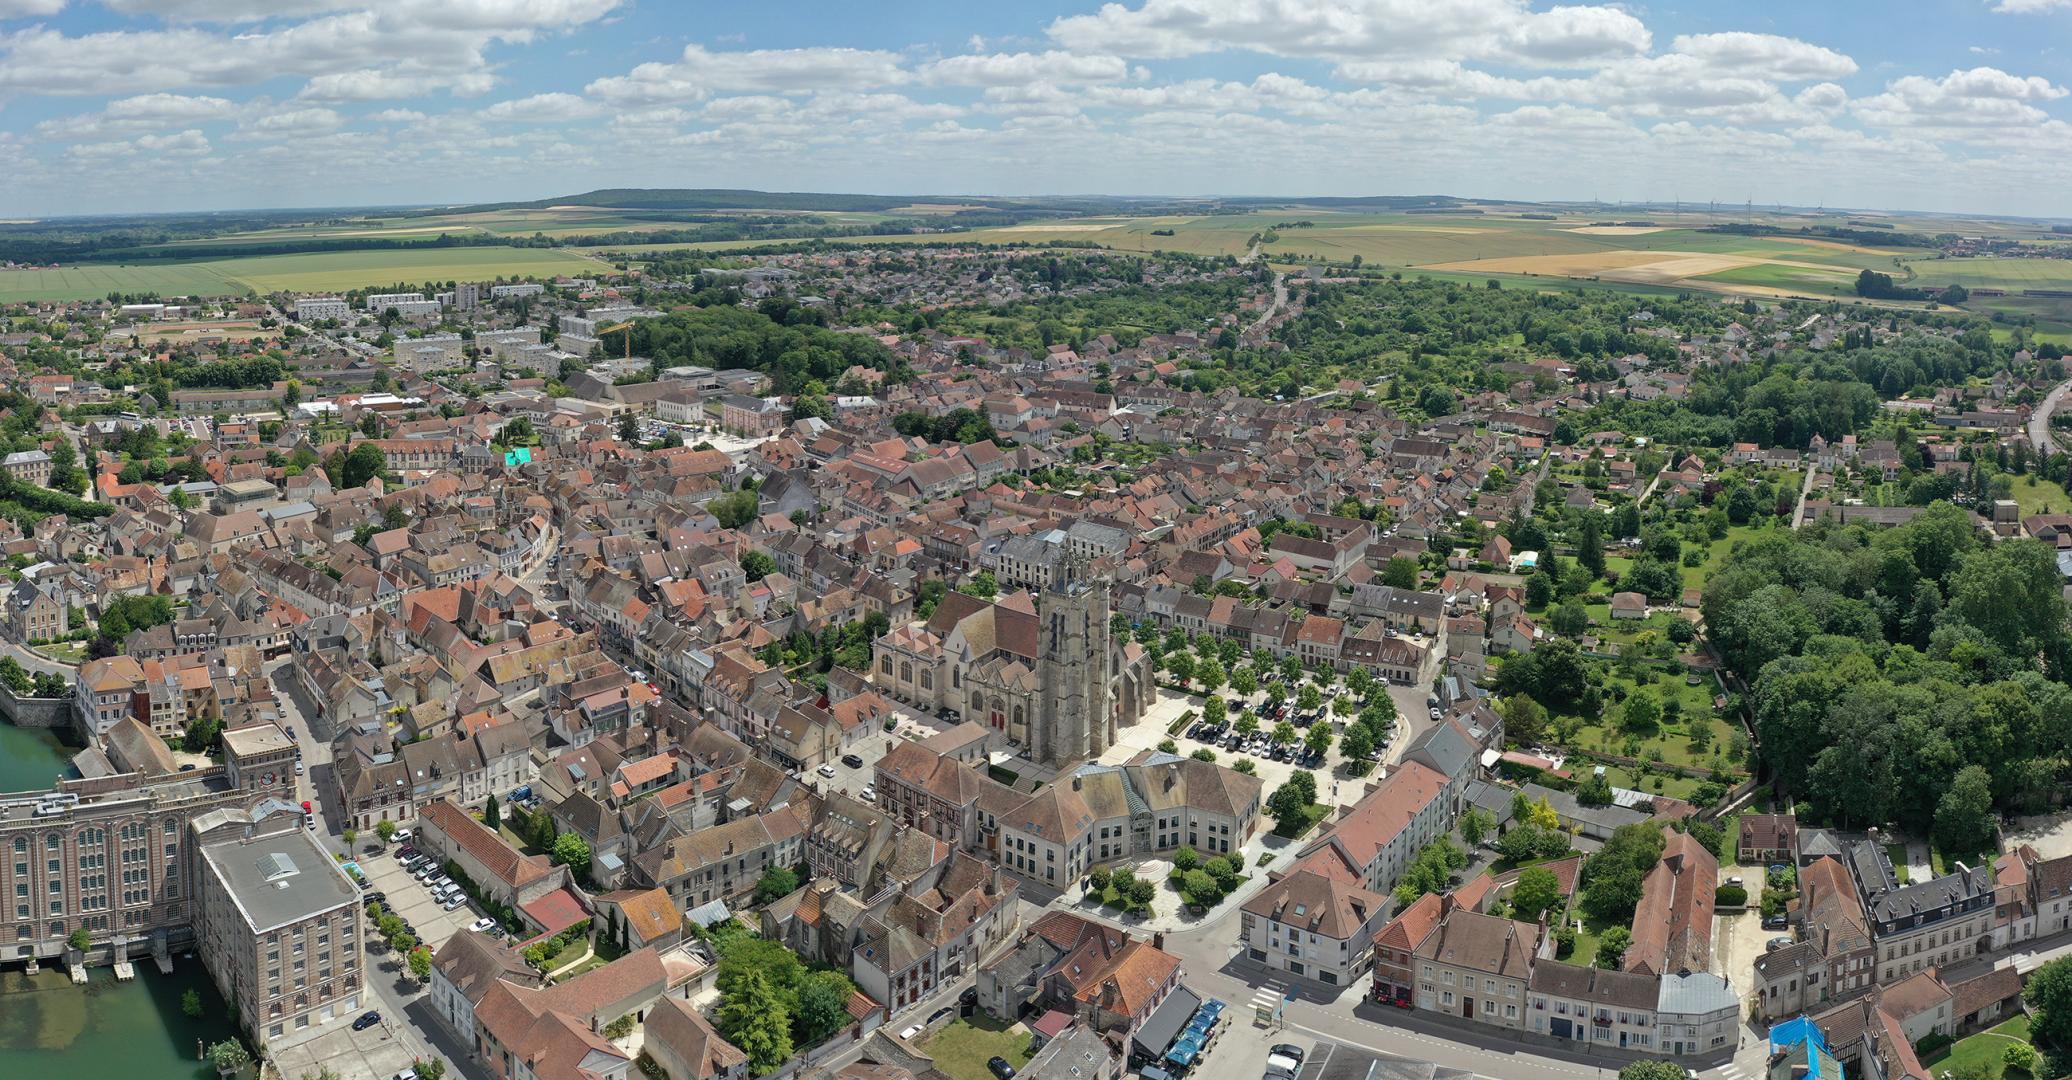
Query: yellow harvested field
[[1564, 226, 1669, 235], [1425, 250, 1677, 276], [1336, 224, 1493, 235], [996, 222, 1129, 232], [1425, 248, 1856, 285]]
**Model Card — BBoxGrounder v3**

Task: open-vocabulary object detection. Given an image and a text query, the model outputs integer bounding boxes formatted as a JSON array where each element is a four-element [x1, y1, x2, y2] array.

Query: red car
[[302, 800, 312, 813]]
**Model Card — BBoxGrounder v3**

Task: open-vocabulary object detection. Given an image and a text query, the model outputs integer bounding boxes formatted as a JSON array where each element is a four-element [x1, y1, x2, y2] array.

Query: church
[[872, 561, 1153, 766]]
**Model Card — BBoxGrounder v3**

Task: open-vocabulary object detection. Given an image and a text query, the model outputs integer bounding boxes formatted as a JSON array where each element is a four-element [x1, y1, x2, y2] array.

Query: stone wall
[[0, 682, 78, 733]]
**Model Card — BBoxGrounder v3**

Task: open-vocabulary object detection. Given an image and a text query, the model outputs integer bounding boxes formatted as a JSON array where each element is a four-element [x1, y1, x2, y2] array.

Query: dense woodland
[[620, 299, 905, 396], [1702, 507, 2072, 848]]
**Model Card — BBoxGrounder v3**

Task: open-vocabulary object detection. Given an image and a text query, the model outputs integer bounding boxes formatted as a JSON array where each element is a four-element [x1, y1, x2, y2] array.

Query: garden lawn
[[1920, 1016, 2036, 1080], [1553, 668, 1736, 774], [1681, 524, 1775, 593], [1273, 802, 1331, 839], [2010, 473, 2072, 517], [924, 1016, 1033, 1080]]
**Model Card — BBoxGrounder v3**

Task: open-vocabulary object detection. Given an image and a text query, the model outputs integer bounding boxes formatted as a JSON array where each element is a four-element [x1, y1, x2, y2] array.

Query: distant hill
[[1221, 195, 1467, 211], [459, 188, 1023, 213], [454, 189, 1475, 215]]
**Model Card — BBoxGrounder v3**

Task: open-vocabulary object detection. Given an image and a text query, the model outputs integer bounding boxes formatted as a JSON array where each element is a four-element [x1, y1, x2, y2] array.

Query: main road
[[2031, 375, 2072, 455]]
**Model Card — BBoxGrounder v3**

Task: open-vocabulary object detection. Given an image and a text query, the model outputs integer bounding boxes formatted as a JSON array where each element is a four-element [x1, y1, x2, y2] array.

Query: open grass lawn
[[924, 1016, 1032, 1080], [1921, 1016, 2038, 1080], [30, 641, 87, 663], [2010, 472, 2072, 517]]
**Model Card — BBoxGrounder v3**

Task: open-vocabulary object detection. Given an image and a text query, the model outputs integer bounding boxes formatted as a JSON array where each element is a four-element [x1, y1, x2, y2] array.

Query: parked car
[[393, 828, 413, 843], [859, 786, 877, 802], [1766, 937, 1793, 952], [442, 895, 467, 911], [390, 1069, 420, 1080], [841, 753, 864, 769], [817, 763, 838, 779], [470, 917, 498, 933], [986, 1057, 1016, 1080], [352, 1011, 382, 1031], [1270, 1045, 1306, 1065], [1762, 913, 1788, 930], [294, 761, 304, 776]]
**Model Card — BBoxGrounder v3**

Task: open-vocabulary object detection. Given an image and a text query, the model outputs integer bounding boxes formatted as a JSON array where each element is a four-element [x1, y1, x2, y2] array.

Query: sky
[[3, 1, 2072, 219]]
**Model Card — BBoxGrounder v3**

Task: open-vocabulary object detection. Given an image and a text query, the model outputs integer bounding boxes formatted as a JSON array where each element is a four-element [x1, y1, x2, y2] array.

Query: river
[[0, 716, 72, 793], [0, 722, 239, 1079], [0, 963, 237, 1080]]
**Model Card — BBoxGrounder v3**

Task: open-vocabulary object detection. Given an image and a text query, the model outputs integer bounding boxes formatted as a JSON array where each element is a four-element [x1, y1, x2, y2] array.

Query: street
[[265, 651, 491, 1080], [2032, 374, 2072, 455]]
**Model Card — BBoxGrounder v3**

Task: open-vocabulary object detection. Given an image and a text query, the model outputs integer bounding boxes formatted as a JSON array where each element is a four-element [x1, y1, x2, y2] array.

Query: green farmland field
[[0, 262, 251, 302], [1903, 256, 2072, 290], [205, 246, 602, 291], [0, 246, 606, 302]]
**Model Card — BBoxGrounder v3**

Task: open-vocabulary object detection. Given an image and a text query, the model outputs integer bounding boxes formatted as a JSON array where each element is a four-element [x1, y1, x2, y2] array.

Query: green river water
[[0, 721, 237, 1077]]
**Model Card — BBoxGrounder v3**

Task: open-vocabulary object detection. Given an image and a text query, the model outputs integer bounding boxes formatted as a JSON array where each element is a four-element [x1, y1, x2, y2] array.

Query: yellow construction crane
[[598, 321, 635, 360]]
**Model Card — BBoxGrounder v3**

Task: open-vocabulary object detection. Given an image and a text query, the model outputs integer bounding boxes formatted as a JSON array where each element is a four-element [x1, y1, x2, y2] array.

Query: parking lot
[[270, 1005, 427, 1080], [358, 842, 491, 954], [1112, 677, 1422, 815]]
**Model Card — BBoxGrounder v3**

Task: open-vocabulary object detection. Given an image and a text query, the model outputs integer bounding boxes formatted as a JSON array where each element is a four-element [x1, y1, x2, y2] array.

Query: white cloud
[[0, 0, 66, 16], [0, 1, 619, 98], [1855, 66, 2070, 135], [1047, 0, 1647, 65], [586, 43, 908, 105], [1990, 0, 2072, 11], [481, 91, 601, 121], [239, 107, 343, 136], [35, 92, 240, 139], [1668, 32, 1856, 80], [922, 50, 1129, 87]]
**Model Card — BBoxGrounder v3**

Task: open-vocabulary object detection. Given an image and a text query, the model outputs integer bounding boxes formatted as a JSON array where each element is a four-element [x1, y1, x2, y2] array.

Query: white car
[[294, 761, 304, 776], [469, 917, 497, 933], [859, 787, 877, 802], [442, 895, 467, 911], [817, 763, 838, 779], [392, 828, 413, 843]]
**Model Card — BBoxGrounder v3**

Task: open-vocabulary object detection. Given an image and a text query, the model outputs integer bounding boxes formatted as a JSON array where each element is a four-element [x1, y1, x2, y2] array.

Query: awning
[[1131, 985, 1204, 1058], [1164, 1034, 1203, 1066]]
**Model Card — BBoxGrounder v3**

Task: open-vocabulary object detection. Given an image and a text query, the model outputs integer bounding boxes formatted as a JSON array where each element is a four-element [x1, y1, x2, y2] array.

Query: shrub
[[1087, 865, 1111, 892], [1715, 885, 1748, 906]]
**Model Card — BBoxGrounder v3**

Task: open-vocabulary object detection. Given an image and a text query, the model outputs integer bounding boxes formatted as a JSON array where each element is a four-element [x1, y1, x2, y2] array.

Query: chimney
[[1071, 775, 1082, 791], [1153, 932, 1165, 950]]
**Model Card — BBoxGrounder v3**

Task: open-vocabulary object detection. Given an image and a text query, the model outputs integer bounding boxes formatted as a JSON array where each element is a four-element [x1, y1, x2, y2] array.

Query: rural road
[[1245, 273, 1287, 337], [2032, 375, 2072, 454], [1792, 466, 1819, 529]]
